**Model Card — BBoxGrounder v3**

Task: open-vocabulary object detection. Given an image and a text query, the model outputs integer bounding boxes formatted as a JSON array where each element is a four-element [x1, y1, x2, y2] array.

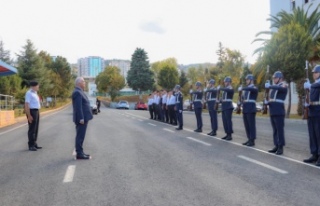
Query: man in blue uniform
[[265, 71, 288, 155], [239, 74, 258, 146], [220, 77, 234, 141], [175, 85, 183, 130], [206, 79, 218, 136], [191, 81, 203, 132], [303, 65, 320, 166]]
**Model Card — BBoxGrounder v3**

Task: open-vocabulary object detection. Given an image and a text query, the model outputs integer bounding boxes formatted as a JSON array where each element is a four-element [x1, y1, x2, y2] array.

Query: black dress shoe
[[303, 155, 318, 163], [242, 140, 249, 145], [222, 135, 228, 140], [224, 135, 232, 141], [246, 140, 255, 147], [76, 154, 90, 160], [210, 132, 217, 136], [35, 145, 42, 149], [207, 131, 213, 135], [175, 127, 183, 130], [268, 147, 278, 153], [275, 147, 283, 155], [29, 147, 37, 151], [194, 129, 202, 132], [316, 157, 320, 167]]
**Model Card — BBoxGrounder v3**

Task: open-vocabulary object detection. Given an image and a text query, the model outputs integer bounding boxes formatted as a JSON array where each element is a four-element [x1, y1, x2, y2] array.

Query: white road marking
[[148, 123, 156, 126], [163, 128, 174, 133], [238, 155, 288, 174], [186, 137, 211, 146], [138, 119, 143, 122], [0, 124, 27, 136], [63, 165, 76, 183]]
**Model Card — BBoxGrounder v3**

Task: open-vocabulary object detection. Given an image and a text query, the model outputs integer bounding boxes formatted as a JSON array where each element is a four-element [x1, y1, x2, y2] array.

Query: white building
[[105, 59, 130, 81]]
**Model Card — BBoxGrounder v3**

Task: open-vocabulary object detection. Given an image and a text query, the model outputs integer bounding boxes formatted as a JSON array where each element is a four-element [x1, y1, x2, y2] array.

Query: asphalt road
[[0, 105, 319, 206]]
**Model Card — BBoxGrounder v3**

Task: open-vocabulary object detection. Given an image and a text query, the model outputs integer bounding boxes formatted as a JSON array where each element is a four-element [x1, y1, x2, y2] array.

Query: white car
[[116, 100, 130, 110], [183, 99, 191, 110]]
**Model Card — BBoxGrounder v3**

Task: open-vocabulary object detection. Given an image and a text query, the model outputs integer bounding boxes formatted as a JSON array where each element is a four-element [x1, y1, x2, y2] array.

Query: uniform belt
[[207, 98, 216, 101], [30, 108, 39, 110], [310, 101, 320, 105], [176, 101, 180, 103], [222, 99, 232, 102], [243, 100, 256, 103], [193, 100, 202, 102], [269, 99, 285, 103]]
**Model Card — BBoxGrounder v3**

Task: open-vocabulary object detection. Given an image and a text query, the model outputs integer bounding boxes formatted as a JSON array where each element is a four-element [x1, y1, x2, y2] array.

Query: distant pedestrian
[[72, 77, 93, 160], [24, 80, 42, 151], [96, 98, 101, 113]]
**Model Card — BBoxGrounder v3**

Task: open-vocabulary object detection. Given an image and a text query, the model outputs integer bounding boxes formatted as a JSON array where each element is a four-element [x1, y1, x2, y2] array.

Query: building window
[[291, 0, 296, 10]]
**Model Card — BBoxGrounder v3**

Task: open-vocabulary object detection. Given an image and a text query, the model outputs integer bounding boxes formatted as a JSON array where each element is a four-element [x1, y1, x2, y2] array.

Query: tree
[[186, 67, 198, 85], [179, 70, 188, 88], [158, 65, 179, 90], [0, 40, 22, 95], [96, 66, 125, 101], [127, 48, 154, 93], [16, 39, 45, 88]]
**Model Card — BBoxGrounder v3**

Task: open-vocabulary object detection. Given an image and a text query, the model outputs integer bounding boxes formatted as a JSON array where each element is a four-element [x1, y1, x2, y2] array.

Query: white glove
[[304, 103, 309, 107], [265, 81, 270, 89], [304, 80, 311, 89], [189, 89, 193, 94], [237, 100, 241, 106], [264, 100, 268, 104], [238, 86, 242, 92], [179, 110, 182, 113], [217, 85, 221, 90]]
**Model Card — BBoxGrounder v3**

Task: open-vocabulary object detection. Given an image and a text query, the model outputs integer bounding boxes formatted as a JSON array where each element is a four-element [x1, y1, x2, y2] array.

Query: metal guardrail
[[0, 94, 14, 110]]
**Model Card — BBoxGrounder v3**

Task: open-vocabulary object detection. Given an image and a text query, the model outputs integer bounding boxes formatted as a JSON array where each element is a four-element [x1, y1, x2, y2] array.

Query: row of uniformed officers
[[147, 65, 320, 166]]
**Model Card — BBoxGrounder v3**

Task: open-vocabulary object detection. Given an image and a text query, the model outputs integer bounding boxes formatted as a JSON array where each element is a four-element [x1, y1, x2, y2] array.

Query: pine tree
[[127, 48, 154, 93]]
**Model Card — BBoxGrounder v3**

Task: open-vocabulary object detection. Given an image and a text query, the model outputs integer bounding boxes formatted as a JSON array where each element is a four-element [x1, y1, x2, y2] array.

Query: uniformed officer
[[206, 79, 218, 136], [265, 71, 288, 155], [220, 77, 234, 141], [175, 85, 183, 130], [239, 74, 258, 146], [303, 65, 320, 166], [167, 90, 177, 125], [148, 93, 154, 119], [191, 81, 203, 132]]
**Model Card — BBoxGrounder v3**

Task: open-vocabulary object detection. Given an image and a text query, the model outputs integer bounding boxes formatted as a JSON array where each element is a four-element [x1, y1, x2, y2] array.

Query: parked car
[[183, 99, 191, 110], [135, 101, 148, 110], [89, 99, 98, 114], [116, 100, 130, 109], [256, 102, 263, 112]]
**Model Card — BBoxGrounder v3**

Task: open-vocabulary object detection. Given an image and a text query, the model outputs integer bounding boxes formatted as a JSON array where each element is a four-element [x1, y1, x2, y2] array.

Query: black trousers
[[148, 105, 154, 119], [307, 116, 320, 155], [75, 122, 88, 155], [194, 107, 203, 129], [270, 115, 285, 146], [27, 109, 40, 147]]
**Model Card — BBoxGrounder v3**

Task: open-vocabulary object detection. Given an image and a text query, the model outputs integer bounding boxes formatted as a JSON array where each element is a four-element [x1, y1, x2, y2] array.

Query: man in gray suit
[[72, 77, 93, 159]]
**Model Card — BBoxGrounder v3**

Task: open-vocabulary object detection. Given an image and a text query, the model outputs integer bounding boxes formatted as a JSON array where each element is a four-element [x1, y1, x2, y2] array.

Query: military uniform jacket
[[242, 84, 258, 114], [221, 86, 234, 111], [206, 88, 218, 111], [192, 90, 203, 109], [268, 82, 288, 116], [308, 80, 320, 117], [175, 92, 183, 110]]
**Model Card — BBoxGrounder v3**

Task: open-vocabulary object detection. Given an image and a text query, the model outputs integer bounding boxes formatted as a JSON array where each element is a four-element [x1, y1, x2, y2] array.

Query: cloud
[[139, 20, 166, 34]]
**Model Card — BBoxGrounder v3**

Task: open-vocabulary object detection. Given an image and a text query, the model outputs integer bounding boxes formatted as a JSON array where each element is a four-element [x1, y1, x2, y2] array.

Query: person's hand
[[217, 85, 221, 90], [79, 119, 84, 124], [265, 80, 270, 89], [237, 100, 241, 106], [27, 115, 33, 123], [238, 86, 242, 92], [264, 100, 268, 104], [189, 89, 193, 94], [179, 110, 182, 113], [304, 103, 309, 107], [304, 80, 311, 89]]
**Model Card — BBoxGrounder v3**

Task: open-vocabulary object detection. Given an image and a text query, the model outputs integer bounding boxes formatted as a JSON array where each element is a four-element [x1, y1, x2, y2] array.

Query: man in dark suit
[[72, 77, 93, 160]]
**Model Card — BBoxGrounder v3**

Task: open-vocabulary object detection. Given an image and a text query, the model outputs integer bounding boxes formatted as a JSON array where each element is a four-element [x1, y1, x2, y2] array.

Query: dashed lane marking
[[186, 137, 211, 146], [238, 155, 288, 174], [148, 123, 156, 126], [163, 128, 174, 133], [63, 165, 76, 183]]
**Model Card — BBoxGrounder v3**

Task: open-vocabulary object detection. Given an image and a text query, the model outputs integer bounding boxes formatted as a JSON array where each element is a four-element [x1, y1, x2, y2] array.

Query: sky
[[1, 0, 270, 65]]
